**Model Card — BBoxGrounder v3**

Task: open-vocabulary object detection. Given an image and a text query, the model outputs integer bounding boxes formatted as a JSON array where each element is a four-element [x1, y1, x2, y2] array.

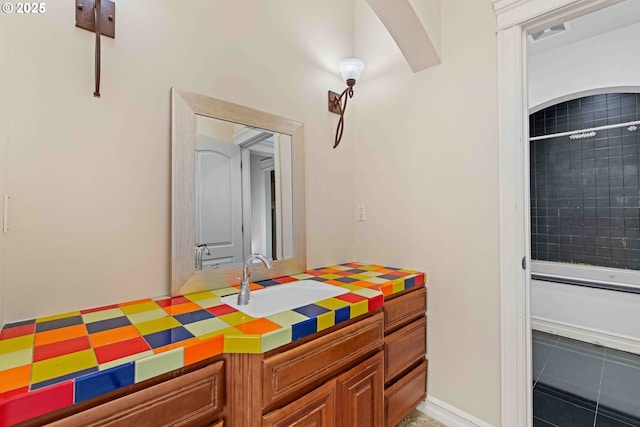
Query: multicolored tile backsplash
[[0, 262, 425, 426]]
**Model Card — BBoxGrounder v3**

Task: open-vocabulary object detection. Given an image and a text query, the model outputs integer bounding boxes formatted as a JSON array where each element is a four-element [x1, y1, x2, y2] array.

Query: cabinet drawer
[[384, 287, 426, 333], [263, 312, 384, 408], [384, 316, 426, 383], [46, 360, 224, 427], [262, 380, 336, 427], [385, 360, 428, 427]]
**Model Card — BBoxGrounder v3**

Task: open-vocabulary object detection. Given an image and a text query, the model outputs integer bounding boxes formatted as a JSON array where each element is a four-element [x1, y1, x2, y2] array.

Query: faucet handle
[[196, 244, 211, 256], [194, 244, 211, 271]]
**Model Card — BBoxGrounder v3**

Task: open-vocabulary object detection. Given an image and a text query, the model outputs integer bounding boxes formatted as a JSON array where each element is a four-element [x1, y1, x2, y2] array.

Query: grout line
[[534, 346, 555, 388], [593, 350, 606, 427], [533, 415, 560, 427], [536, 387, 596, 413], [604, 347, 640, 369], [533, 333, 560, 388]]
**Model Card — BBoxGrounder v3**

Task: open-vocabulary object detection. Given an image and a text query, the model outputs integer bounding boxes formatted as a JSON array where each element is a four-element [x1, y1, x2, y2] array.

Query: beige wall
[[1, 0, 357, 322], [0, 12, 10, 326], [353, 0, 500, 424]]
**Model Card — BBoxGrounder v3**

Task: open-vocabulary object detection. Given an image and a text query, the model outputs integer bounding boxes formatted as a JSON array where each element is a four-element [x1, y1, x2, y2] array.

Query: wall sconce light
[[328, 58, 365, 149]]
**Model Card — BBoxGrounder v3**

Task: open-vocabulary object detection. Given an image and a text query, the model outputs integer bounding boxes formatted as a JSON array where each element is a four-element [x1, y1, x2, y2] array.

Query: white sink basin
[[220, 280, 350, 318]]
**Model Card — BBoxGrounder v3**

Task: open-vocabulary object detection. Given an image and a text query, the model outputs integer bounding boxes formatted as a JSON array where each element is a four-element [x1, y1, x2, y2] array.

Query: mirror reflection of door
[[243, 132, 294, 261], [195, 114, 294, 270], [270, 170, 276, 257], [195, 127, 243, 269], [243, 135, 276, 260]]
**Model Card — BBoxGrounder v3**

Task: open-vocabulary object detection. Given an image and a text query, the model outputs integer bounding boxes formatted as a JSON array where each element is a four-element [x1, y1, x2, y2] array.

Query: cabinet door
[[262, 380, 336, 427], [336, 352, 384, 427]]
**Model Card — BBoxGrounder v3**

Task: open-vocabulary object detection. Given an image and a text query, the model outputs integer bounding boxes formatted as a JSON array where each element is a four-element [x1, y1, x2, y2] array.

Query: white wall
[[1, 0, 357, 322], [528, 20, 640, 351], [353, 1, 500, 425], [528, 21, 640, 109]]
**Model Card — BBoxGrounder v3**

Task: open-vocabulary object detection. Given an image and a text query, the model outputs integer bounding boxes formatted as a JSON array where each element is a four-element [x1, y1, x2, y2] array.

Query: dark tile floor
[[533, 330, 640, 427]]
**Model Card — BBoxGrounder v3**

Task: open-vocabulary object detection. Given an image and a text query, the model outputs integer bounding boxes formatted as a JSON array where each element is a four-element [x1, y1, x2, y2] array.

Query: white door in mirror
[[195, 134, 243, 266], [220, 280, 350, 318]]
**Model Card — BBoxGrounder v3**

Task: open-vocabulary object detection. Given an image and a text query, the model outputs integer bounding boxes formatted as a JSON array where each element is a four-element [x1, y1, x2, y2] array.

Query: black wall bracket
[[75, 0, 115, 38], [75, 0, 115, 97]]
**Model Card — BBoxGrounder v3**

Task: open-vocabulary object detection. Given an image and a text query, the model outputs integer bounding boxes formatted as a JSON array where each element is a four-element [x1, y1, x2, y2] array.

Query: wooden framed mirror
[[171, 88, 306, 296]]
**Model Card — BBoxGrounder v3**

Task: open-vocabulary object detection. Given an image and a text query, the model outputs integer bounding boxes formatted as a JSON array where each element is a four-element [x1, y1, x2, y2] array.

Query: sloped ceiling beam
[[365, 0, 441, 73]]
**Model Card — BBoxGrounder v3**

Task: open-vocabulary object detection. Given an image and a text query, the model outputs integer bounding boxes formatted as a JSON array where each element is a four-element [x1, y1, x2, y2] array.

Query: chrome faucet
[[195, 244, 211, 271], [238, 254, 273, 305]]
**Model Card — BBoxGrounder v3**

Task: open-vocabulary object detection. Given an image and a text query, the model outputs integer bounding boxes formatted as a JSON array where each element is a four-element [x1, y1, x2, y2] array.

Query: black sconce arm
[[94, 0, 101, 97], [328, 79, 356, 149]]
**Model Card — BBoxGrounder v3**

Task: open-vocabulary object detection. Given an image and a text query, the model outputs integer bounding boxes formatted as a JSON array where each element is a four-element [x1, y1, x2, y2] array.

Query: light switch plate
[[3, 194, 9, 233], [357, 203, 366, 222]]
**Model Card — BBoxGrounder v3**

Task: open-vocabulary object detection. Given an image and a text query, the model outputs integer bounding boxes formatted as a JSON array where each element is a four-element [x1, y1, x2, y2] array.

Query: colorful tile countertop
[[0, 262, 425, 426]]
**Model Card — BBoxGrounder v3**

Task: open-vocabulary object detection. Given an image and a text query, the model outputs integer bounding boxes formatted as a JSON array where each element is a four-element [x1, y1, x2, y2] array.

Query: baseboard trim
[[417, 396, 493, 427], [532, 316, 640, 355]]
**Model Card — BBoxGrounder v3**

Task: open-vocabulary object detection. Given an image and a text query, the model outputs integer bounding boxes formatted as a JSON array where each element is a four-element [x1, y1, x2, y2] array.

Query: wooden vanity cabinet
[[226, 311, 385, 427], [383, 286, 428, 427], [20, 309, 389, 427]]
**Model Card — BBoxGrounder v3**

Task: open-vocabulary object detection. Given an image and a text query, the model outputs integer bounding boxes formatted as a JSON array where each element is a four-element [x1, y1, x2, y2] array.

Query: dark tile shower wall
[[530, 93, 640, 269]]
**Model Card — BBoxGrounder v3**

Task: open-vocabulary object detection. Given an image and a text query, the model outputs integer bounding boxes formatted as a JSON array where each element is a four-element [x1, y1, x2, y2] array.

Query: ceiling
[[527, 0, 640, 56]]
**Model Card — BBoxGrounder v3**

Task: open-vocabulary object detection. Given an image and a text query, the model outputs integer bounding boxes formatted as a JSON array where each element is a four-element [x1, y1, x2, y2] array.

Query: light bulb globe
[[338, 58, 365, 83]]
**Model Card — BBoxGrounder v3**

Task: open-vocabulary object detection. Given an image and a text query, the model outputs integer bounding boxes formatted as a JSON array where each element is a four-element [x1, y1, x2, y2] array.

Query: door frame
[[492, 0, 622, 425]]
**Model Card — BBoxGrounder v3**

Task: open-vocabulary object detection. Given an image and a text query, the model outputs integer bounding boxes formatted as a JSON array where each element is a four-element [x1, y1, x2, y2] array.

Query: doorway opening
[[494, 0, 640, 425], [525, 3, 640, 425]]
